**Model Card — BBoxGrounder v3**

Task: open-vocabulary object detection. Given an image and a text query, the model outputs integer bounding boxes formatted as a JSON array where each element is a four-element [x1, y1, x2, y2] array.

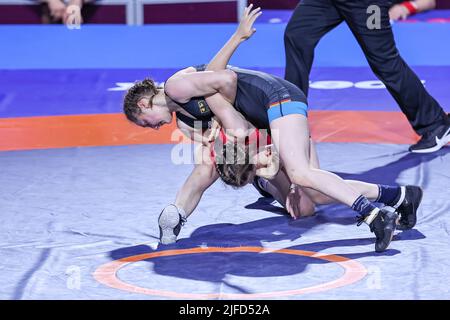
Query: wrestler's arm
[[163, 5, 261, 103], [164, 69, 237, 104], [206, 4, 261, 71], [173, 151, 218, 217], [389, 0, 435, 20], [414, 0, 436, 12], [172, 122, 219, 217], [170, 66, 197, 77], [166, 71, 245, 135]]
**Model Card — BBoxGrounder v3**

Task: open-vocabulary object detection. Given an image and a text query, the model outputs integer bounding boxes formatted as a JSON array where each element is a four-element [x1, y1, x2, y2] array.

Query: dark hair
[[123, 78, 158, 124], [214, 139, 256, 188]]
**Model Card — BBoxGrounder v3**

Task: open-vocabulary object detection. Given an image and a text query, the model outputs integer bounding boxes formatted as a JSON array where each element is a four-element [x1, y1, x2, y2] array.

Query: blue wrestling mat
[[0, 143, 449, 299]]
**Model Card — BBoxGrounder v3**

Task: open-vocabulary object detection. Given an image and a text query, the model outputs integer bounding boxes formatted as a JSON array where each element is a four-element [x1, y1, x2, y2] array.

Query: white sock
[[392, 186, 406, 209]]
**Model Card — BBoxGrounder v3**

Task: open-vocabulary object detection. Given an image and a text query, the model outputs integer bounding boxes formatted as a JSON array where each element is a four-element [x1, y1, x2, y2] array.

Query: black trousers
[[284, 0, 448, 135]]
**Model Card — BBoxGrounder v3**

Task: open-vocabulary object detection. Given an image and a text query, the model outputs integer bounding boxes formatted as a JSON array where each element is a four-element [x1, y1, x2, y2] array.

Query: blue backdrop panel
[[1, 23, 450, 69]]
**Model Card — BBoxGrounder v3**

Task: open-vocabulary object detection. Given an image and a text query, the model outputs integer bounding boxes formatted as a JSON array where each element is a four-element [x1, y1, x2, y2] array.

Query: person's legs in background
[[284, 0, 343, 96], [333, 0, 449, 153]]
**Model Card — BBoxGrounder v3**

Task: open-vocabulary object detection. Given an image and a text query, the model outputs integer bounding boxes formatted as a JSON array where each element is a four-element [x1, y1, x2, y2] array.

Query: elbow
[[218, 69, 237, 88], [226, 69, 238, 86]]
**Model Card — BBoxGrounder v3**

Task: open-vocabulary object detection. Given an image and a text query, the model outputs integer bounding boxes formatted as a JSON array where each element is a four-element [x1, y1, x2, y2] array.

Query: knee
[[285, 23, 301, 45], [284, 24, 314, 51], [284, 22, 296, 42], [367, 56, 405, 82]]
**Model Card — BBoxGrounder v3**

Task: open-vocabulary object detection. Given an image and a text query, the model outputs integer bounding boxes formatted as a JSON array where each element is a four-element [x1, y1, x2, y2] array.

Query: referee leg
[[284, 0, 343, 96], [333, 0, 447, 135]]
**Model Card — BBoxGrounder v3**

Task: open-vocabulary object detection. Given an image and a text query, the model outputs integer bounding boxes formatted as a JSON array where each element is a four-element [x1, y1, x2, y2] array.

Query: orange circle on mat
[[94, 246, 367, 299]]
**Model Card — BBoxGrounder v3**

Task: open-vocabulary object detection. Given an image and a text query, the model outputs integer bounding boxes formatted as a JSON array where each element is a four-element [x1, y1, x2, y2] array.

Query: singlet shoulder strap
[[176, 112, 210, 130]]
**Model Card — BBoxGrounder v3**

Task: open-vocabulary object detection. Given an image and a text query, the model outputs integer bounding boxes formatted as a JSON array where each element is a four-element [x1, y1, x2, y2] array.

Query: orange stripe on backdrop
[[0, 111, 419, 151]]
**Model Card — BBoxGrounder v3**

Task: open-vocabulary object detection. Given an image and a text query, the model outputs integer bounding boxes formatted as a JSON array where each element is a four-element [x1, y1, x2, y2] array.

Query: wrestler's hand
[[286, 184, 302, 219], [208, 117, 222, 143], [234, 4, 262, 42], [255, 145, 280, 180]]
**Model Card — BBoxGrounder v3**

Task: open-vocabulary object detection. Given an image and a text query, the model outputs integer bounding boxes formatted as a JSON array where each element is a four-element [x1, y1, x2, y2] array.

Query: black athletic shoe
[[252, 176, 272, 198], [396, 186, 423, 230], [158, 206, 186, 244], [364, 208, 398, 252], [409, 123, 450, 153]]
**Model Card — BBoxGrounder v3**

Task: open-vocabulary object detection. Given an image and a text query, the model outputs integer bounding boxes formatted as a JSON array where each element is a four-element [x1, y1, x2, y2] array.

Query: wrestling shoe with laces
[[395, 186, 423, 230], [357, 207, 398, 252], [158, 205, 186, 244]]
